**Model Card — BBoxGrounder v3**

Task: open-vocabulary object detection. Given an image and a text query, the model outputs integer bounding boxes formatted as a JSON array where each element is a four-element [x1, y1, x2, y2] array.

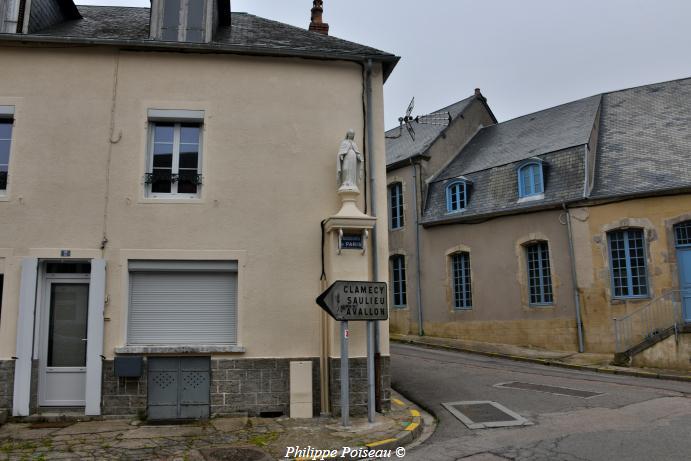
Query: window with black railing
[[146, 122, 203, 197]]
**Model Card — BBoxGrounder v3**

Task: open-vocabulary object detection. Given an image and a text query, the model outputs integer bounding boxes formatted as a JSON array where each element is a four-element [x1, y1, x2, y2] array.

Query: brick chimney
[[309, 0, 329, 35], [475, 87, 488, 104]]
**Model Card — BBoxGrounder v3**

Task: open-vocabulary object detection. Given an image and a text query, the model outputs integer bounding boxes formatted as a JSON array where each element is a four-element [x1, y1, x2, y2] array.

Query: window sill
[[611, 296, 651, 303], [138, 197, 205, 205], [390, 226, 405, 232], [517, 194, 544, 203], [529, 303, 555, 308], [446, 209, 466, 215], [115, 345, 246, 354], [452, 307, 472, 312]]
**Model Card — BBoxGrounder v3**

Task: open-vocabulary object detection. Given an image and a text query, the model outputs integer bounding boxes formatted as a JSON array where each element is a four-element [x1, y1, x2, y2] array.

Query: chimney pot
[[309, 0, 329, 35]]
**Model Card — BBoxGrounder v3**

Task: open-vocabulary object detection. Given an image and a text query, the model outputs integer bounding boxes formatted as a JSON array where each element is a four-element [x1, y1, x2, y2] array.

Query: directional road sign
[[316, 280, 388, 321]]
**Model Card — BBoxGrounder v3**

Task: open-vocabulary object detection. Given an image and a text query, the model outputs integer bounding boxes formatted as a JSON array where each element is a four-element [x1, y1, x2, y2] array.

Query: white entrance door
[[39, 278, 90, 406]]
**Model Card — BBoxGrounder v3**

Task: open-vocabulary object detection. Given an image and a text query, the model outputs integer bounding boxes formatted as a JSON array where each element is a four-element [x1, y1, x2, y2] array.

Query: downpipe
[[562, 202, 585, 352], [410, 159, 424, 336], [364, 59, 383, 411]]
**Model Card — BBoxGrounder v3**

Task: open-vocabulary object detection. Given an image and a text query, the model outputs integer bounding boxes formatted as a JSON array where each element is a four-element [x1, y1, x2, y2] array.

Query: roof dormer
[[150, 0, 230, 43]]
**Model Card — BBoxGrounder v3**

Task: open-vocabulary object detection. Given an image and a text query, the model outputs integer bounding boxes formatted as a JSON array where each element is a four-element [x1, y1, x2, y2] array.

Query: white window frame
[[0, 107, 15, 196], [146, 121, 204, 199]]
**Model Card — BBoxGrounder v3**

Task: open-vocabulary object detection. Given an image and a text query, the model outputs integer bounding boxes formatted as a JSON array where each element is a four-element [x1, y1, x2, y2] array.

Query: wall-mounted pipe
[[410, 159, 424, 336], [364, 59, 383, 411], [562, 202, 585, 352]]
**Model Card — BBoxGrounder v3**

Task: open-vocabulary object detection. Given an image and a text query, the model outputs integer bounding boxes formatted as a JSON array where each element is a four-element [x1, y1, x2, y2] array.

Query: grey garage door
[[128, 261, 238, 345], [148, 357, 210, 420]]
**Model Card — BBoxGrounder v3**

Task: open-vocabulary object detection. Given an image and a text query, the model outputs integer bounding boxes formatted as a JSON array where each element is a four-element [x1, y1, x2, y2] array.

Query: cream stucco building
[[0, 0, 398, 419]]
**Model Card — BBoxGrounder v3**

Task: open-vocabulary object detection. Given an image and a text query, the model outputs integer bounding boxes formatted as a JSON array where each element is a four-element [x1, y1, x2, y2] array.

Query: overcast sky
[[76, 1, 691, 129]]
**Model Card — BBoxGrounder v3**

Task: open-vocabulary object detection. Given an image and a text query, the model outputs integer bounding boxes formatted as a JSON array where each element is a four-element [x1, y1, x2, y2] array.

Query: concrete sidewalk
[[0, 391, 425, 460], [392, 334, 691, 382]]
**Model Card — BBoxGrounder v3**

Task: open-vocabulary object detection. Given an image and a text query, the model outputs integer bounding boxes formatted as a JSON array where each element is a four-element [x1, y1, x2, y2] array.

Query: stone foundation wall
[[631, 332, 691, 371], [101, 360, 148, 416], [4, 356, 391, 419], [421, 318, 579, 352], [0, 361, 14, 415], [329, 356, 391, 417], [101, 357, 322, 418], [211, 358, 321, 417]]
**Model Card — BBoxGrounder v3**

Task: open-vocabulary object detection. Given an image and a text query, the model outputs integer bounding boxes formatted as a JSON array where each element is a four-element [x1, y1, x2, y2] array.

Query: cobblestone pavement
[[0, 392, 420, 460]]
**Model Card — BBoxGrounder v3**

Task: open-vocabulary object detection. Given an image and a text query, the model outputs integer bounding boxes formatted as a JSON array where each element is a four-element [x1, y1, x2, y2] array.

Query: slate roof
[[422, 77, 691, 226], [423, 146, 586, 224], [385, 95, 477, 167], [437, 95, 601, 178], [592, 77, 691, 198], [1, 5, 399, 78]]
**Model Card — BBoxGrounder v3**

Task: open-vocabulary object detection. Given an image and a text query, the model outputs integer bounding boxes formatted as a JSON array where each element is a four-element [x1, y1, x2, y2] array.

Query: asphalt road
[[391, 343, 691, 461]]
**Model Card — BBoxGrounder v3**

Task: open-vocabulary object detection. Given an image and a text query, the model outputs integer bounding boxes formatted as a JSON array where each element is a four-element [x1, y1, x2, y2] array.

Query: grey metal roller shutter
[[128, 267, 237, 345]]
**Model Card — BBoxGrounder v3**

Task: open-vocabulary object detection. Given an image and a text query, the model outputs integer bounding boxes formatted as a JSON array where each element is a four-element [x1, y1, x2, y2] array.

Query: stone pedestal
[[321, 190, 376, 415]]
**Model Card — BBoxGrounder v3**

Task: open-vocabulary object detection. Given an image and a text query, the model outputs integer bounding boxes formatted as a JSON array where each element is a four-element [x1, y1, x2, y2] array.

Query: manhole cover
[[494, 381, 604, 398], [441, 401, 531, 429]]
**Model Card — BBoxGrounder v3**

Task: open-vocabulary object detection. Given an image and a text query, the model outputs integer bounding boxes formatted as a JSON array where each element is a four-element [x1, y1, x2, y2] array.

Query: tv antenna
[[386, 97, 452, 141]]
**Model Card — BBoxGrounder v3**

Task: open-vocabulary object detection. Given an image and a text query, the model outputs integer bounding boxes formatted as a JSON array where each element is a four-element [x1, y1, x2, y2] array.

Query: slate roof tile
[[592, 77, 691, 198], [385, 96, 476, 167], [421, 77, 691, 225], [4, 6, 398, 75]]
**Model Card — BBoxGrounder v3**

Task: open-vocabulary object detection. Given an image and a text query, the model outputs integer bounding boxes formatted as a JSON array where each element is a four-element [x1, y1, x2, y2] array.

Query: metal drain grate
[[442, 401, 532, 429], [494, 381, 604, 398]]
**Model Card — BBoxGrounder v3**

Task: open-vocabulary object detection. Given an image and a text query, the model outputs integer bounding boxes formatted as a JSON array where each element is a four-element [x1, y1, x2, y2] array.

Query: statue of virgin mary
[[336, 129, 364, 193]]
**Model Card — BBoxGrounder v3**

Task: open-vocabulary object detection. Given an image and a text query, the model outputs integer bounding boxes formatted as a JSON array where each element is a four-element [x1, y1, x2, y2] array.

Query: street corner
[[276, 394, 427, 460]]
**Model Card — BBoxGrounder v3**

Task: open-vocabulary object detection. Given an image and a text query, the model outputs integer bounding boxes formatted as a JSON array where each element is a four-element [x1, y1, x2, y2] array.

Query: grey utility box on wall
[[114, 356, 143, 378]]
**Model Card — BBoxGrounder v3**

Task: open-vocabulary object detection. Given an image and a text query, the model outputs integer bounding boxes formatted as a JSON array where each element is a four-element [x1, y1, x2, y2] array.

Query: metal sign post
[[317, 281, 388, 428], [366, 320, 375, 423], [340, 320, 349, 427]]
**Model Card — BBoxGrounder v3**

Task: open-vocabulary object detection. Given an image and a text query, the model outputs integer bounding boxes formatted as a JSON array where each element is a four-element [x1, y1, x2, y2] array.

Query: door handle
[[81, 338, 88, 342]]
